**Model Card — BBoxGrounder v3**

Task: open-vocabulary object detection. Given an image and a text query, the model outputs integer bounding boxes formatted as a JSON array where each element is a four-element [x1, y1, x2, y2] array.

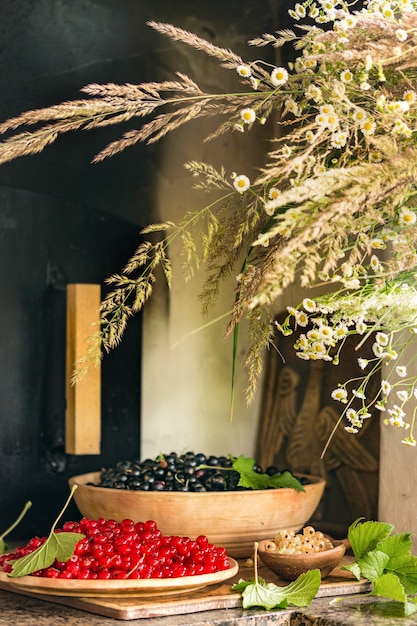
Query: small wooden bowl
[[258, 538, 346, 580]]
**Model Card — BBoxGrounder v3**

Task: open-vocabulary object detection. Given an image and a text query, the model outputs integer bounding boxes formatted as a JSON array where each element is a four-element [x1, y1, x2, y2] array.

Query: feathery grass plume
[[3, 0, 417, 448]]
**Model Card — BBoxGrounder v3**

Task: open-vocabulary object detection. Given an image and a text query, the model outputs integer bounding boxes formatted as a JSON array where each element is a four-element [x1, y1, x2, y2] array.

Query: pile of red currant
[[0, 518, 231, 579]]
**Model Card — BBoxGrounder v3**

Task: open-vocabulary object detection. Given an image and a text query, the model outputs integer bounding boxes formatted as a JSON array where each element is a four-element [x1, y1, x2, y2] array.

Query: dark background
[[0, 0, 285, 540]]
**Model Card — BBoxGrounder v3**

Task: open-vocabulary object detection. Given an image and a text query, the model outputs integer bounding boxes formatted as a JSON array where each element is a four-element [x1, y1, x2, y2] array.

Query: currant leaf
[[8, 532, 83, 577], [232, 455, 305, 491], [378, 532, 412, 559], [371, 572, 406, 603], [348, 518, 394, 559], [357, 550, 390, 584], [386, 554, 417, 595], [8, 485, 82, 578], [233, 569, 320, 611]]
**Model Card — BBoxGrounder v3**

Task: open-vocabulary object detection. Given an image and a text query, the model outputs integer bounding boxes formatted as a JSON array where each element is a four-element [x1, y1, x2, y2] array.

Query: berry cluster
[[0, 518, 230, 579], [96, 451, 285, 492], [265, 526, 334, 555]]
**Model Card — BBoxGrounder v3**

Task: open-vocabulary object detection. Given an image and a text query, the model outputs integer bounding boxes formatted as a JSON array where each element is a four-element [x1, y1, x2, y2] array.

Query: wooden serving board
[[0, 556, 371, 621]]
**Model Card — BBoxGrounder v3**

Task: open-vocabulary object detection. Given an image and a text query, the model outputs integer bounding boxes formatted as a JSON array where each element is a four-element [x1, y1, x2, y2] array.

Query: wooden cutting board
[[0, 556, 371, 621]]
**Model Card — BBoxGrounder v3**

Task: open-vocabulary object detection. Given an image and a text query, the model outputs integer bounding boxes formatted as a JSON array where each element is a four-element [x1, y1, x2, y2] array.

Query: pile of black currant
[[92, 452, 296, 492]]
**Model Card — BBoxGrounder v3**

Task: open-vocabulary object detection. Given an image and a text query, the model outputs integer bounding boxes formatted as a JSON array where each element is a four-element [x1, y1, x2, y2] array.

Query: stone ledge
[[2, 590, 417, 626]]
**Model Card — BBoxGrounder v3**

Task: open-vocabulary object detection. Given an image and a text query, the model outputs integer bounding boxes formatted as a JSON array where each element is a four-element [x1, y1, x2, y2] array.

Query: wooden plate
[[0, 558, 239, 598]]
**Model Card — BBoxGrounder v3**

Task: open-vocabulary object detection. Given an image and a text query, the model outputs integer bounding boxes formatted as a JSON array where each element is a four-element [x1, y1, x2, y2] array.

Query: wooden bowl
[[258, 537, 346, 580], [68, 472, 325, 558]]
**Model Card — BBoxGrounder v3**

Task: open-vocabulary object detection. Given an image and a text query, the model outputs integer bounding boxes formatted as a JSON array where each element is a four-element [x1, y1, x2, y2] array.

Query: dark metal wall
[[0, 1, 283, 540]]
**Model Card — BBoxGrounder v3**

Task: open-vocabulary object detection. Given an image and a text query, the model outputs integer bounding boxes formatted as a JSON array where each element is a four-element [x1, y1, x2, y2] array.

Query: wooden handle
[[65, 283, 101, 455]]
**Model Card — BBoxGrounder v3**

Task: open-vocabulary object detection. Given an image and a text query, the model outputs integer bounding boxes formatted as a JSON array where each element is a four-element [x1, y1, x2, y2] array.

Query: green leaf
[[341, 560, 362, 581], [282, 569, 321, 606], [385, 554, 417, 595], [358, 549, 390, 584], [242, 581, 289, 610], [232, 576, 265, 591], [378, 532, 412, 559], [232, 455, 305, 492], [348, 518, 394, 560], [270, 471, 306, 492], [372, 572, 406, 603], [9, 532, 82, 577], [338, 520, 417, 615], [404, 601, 417, 617], [8, 485, 82, 578], [235, 570, 321, 611]]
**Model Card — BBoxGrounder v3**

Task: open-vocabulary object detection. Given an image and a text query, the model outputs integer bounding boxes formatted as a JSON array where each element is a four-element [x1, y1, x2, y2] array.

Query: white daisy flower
[[331, 130, 348, 148], [294, 2, 306, 17], [364, 55, 373, 71], [307, 329, 321, 341], [388, 415, 409, 429], [373, 342, 386, 358], [296, 334, 309, 349], [370, 255, 382, 272], [397, 390, 409, 402], [381, 380, 392, 395], [344, 278, 361, 290], [268, 187, 280, 200], [346, 408, 359, 422], [284, 98, 300, 116], [302, 298, 316, 312], [358, 358, 368, 370], [381, 5, 394, 19], [345, 425, 359, 434], [370, 238, 386, 249], [352, 109, 367, 124], [270, 67, 289, 87], [331, 387, 348, 402], [396, 29, 408, 42], [233, 175, 250, 193], [361, 119, 376, 135], [403, 90, 417, 104], [334, 324, 349, 339], [319, 103, 334, 116], [305, 84, 322, 102], [396, 366, 407, 377], [398, 207, 417, 226], [236, 64, 252, 78], [356, 320, 367, 334], [376, 332, 389, 346], [340, 69, 353, 83], [311, 340, 327, 356], [240, 108, 256, 124], [385, 349, 398, 361], [309, 5, 319, 18], [319, 326, 333, 344], [295, 310, 309, 326]]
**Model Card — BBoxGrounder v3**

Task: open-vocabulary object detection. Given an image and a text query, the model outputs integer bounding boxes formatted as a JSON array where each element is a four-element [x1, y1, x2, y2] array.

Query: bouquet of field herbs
[[1, 0, 417, 450]]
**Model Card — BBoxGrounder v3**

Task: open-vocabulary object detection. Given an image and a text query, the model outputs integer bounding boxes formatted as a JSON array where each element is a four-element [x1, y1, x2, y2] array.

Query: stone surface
[[2, 590, 417, 626]]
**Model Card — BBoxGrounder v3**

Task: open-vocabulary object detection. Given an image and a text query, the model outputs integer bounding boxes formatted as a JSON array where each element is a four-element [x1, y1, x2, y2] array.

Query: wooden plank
[[0, 557, 371, 621], [65, 283, 101, 455]]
